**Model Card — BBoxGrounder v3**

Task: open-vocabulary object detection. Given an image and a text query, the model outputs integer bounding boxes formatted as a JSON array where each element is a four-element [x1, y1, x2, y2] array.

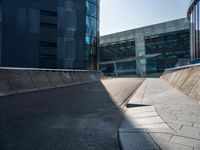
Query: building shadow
[[0, 80, 158, 150]]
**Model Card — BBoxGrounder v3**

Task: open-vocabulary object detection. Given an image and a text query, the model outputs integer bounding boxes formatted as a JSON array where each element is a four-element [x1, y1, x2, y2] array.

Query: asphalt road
[[0, 78, 144, 150]]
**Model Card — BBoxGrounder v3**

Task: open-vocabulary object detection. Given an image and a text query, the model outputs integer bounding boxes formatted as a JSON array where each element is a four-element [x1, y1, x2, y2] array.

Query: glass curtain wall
[[99, 41, 136, 62], [99, 41, 136, 75], [85, 0, 99, 70], [189, 0, 200, 63], [145, 30, 190, 73]]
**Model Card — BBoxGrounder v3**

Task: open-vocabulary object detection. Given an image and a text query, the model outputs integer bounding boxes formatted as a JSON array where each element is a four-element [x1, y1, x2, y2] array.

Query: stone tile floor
[[119, 78, 200, 150]]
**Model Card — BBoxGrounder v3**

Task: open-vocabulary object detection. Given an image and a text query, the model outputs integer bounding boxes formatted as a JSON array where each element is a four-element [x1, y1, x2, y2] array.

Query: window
[[40, 54, 56, 60], [40, 22, 57, 29], [40, 10, 57, 17], [40, 42, 57, 47]]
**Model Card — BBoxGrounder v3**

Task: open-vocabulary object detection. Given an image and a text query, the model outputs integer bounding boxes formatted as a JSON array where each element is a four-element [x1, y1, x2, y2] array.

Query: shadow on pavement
[[126, 103, 151, 108], [0, 80, 157, 150]]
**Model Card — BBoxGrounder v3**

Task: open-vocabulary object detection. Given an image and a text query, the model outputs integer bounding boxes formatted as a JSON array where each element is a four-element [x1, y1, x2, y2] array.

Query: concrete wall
[[0, 68, 103, 96], [161, 65, 200, 102]]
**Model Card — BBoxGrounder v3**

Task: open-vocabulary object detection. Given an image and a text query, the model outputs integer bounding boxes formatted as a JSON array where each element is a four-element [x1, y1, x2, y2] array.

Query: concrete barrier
[[0, 70, 13, 96], [161, 64, 200, 102], [174, 68, 192, 89], [46, 71, 64, 87], [28, 70, 52, 89], [59, 72, 73, 84], [179, 67, 200, 95], [5, 70, 35, 92], [0, 68, 103, 96]]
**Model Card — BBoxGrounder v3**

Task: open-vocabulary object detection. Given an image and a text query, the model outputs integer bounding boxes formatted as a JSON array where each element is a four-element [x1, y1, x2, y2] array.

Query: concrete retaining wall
[[161, 65, 200, 102], [0, 68, 103, 96]]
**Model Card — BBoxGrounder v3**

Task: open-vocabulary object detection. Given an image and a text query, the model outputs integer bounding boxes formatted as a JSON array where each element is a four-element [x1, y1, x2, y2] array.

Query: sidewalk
[[119, 78, 200, 150]]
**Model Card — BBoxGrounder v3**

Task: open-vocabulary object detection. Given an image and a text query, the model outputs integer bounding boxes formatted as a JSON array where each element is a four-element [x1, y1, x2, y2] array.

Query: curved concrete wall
[[0, 68, 103, 96], [161, 65, 200, 102]]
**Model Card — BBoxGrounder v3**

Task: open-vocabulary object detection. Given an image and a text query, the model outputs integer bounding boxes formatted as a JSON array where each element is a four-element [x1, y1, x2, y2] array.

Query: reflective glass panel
[[86, 1, 97, 17]]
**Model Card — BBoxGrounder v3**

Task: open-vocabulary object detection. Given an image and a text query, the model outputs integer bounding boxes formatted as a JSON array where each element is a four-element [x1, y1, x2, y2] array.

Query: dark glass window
[[40, 54, 56, 59], [40, 22, 57, 29], [85, 0, 99, 70], [88, 0, 97, 4], [100, 41, 136, 62], [145, 30, 190, 73], [86, 1, 97, 17], [40, 42, 57, 47], [39, 54, 57, 68], [86, 16, 97, 37], [40, 10, 57, 17]]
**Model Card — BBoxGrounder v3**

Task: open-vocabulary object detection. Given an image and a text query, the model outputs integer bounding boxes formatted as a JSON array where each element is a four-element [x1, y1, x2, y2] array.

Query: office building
[[100, 18, 190, 76], [0, 0, 99, 70]]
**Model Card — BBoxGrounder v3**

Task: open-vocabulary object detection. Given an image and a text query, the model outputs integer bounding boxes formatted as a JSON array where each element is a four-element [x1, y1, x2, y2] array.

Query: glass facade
[[100, 41, 136, 61], [85, 0, 99, 70], [0, 0, 99, 70], [145, 30, 190, 73], [99, 41, 136, 75], [188, 0, 200, 63]]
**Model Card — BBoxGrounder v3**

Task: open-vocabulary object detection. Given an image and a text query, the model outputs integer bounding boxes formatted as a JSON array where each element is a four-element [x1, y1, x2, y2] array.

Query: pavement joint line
[[192, 122, 195, 127], [169, 136, 200, 148], [141, 79, 149, 103], [147, 132, 162, 150], [154, 106, 178, 134], [168, 134, 174, 141], [120, 79, 146, 108], [179, 124, 183, 130], [169, 134, 200, 141]]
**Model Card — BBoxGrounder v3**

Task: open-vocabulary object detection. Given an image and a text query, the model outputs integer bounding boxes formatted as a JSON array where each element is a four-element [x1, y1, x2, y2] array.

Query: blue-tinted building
[[0, 0, 99, 70], [100, 18, 190, 76], [188, 0, 200, 63]]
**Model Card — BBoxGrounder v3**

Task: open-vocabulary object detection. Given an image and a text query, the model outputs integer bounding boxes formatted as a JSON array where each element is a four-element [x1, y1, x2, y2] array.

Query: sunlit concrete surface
[[119, 78, 200, 150]]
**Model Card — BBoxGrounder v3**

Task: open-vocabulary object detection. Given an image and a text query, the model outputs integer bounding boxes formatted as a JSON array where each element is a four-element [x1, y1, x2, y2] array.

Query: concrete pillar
[[135, 37, 146, 77], [113, 62, 118, 76]]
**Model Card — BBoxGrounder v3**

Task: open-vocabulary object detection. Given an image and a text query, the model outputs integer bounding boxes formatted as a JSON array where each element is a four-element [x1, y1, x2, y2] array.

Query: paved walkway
[[0, 77, 143, 150], [119, 78, 200, 150]]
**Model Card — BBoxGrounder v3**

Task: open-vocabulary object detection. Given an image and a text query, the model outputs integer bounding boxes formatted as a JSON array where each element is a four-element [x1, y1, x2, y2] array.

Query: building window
[[40, 22, 57, 29], [40, 54, 56, 60], [40, 10, 57, 17], [40, 41, 57, 47]]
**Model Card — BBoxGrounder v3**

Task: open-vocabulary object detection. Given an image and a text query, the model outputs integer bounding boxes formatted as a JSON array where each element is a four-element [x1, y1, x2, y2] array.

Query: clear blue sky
[[100, 0, 190, 36]]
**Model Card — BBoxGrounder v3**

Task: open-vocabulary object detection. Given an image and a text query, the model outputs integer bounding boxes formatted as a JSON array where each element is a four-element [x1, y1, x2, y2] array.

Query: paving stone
[[167, 120, 193, 127], [149, 133, 172, 141], [150, 133, 193, 150], [193, 123, 200, 128], [167, 122, 182, 131], [126, 106, 155, 113], [124, 111, 158, 119], [154, 139, 193, 150], [159, 114, 178, 121], [121, 78, 200, 150], [131, 116, 164, 125], [170, 136, 200, 148], [119, 132, 159, 150], [120, 118, 163, 129], [178, 126, 200, 139], [119, 123, 174, 133], [177, 115, 200, 122]]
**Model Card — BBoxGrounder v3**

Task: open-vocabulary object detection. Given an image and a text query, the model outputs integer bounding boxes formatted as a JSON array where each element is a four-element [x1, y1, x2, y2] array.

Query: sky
[[100, 0, 191, 36]]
